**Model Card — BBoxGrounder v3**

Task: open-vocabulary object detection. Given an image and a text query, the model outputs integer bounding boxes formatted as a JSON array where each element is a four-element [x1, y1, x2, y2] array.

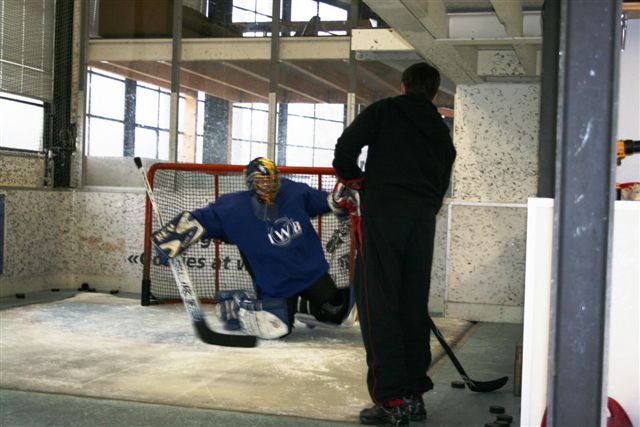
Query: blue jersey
[[191, 178, 332, 298]]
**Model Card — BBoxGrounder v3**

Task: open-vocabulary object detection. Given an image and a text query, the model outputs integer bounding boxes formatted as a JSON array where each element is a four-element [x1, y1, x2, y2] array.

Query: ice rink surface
[[0, 291, 490, 425]]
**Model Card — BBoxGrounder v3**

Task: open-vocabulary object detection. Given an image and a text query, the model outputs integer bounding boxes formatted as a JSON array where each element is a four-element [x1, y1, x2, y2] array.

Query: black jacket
[[333, 93, 456, 217]]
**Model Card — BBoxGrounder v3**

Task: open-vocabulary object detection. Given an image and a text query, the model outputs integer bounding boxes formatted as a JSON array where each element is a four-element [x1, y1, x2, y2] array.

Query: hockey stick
[[347, 203, 505, 391], [134, 157, 257, 348], [428, 316, 507, 392], [345, 189, 505, 391]]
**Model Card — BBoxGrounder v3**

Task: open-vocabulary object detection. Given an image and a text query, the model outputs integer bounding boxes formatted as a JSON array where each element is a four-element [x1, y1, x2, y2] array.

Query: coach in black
[[332, 62, 456, 426]]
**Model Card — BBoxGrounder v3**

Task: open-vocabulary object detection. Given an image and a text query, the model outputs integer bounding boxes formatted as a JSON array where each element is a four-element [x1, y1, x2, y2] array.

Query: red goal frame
[[140, 162, 346, 306]]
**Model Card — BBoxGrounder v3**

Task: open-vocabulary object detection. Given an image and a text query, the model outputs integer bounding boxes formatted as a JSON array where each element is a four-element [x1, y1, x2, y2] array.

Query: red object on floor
[[540, 397, 633, 427]]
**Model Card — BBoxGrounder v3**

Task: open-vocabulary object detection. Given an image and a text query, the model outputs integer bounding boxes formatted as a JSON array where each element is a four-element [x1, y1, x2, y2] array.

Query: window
[[282, 103, 344, 166], [0, 92, 44, 151], [85, 69, 347, 166], [0, 0, 55, 101], [290, 0, 348, 36], [231, 102, 269, 164], [232, 0, 272, 37], [230, 0, 349, 37], [86, 69, 126, 157], [195, 92, 206, 162], [0, 0, 55, 152], [233, 0, 272, 23], [134, 81, 183, 159], [86, 68, 185, 160]]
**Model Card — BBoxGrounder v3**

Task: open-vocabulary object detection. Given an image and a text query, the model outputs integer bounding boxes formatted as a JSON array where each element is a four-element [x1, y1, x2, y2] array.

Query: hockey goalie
[[151, 157, 359, 339]]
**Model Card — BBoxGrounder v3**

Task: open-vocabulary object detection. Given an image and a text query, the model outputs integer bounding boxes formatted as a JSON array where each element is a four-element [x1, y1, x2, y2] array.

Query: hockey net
[[141, 163, 354, 306]]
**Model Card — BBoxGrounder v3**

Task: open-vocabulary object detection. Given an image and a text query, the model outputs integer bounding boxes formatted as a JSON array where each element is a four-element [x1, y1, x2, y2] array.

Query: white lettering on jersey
[[267, 217, 303, 247]]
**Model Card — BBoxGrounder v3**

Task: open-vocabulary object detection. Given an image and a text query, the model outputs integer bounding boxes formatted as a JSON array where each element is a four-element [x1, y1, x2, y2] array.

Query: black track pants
[[355, 213, 436, 403]]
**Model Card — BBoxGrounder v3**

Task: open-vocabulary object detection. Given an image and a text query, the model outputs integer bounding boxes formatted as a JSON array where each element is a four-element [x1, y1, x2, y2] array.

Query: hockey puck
[[497, 414, 513, 423], [15, 293, 25, 299], [51, 288, 60, 292], [489, 406, 506, 414], [78, 283, 90, 291], [451, 380, 466, 389], [109, 289, 119, 295]]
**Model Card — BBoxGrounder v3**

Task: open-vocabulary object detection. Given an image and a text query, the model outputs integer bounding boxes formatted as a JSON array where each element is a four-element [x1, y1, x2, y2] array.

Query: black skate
[[359, 401, 410, 426], [404, 394, 427, 421]]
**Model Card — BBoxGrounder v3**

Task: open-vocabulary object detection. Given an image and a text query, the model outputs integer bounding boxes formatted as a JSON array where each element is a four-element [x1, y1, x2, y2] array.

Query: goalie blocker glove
[[328, 177, 363, 218], [151, 211, 205, 264]]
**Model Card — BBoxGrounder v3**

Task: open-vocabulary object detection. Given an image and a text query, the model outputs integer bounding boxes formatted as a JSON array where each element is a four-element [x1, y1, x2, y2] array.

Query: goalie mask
[[245, 157, 281, 204]]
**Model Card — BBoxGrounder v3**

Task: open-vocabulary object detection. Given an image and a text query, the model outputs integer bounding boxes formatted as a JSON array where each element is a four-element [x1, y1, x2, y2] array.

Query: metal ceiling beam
[[401, 0, 449, 38], [490, 0, 523, 37], [356, 61, 401, 94], [88, 37, 351, 62], [351, 28, 416, 51], [489, 0, 538, 75], [361, 1, 545, 83], [220, 61, 325, 104], [87, 61, 177, 95], [451, 45, 479, 75], [175, 64, 269, 102], [280, 60, 384, 104], [513, 44, 538, 75], [448, 11, 542, 38], [281, 61, 349, 95], [434, 36, 541, 46], [363, 0, 481, 86]]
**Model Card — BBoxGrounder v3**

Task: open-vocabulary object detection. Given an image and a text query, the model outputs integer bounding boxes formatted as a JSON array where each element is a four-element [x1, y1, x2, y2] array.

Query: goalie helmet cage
[[141, 162, 354, 306]]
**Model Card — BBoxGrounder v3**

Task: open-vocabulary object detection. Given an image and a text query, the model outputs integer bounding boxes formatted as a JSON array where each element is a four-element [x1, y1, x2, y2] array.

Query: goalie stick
[[428, 316, 508, 392], [134, 157, 257, 348]]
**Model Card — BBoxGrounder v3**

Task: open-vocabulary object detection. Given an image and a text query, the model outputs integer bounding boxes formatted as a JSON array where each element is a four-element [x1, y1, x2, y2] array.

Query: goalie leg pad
[[237, 297, 291, 340], [151, 211, 205, 260], [214, 290, 253, 330]]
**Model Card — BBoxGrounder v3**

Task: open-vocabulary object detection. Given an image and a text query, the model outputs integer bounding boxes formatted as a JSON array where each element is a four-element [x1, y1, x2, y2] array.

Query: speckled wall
[[0, 190, 75, 294], [0, 189, 146, 296], [70, 191, 146, 291], [429, 207, 449, 314], [453, 84, 539, 203], [0, 155, 45, 188], [0, 194, 4, 274], [446, 83, 539, 322]]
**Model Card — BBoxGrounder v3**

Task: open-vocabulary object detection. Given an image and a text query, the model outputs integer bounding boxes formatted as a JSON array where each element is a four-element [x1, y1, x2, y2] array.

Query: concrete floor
[[0, 290, 523, 426]]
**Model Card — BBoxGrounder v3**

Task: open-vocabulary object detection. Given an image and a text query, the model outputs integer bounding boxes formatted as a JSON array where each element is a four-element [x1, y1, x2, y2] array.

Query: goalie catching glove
[[328, 177, 363, 218], [151, 211, 205, 264]]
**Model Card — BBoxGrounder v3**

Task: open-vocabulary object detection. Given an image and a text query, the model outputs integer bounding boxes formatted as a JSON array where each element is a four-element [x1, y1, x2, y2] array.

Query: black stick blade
[[194, 320, 257, 348], [429, 317, 508, 393], [134, 157, 143, 169], [464, 375, 509, 393]]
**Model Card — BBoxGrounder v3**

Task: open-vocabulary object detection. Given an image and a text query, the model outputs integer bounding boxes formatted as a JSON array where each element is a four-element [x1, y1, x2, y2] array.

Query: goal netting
[[141, 163, 353, 306]]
